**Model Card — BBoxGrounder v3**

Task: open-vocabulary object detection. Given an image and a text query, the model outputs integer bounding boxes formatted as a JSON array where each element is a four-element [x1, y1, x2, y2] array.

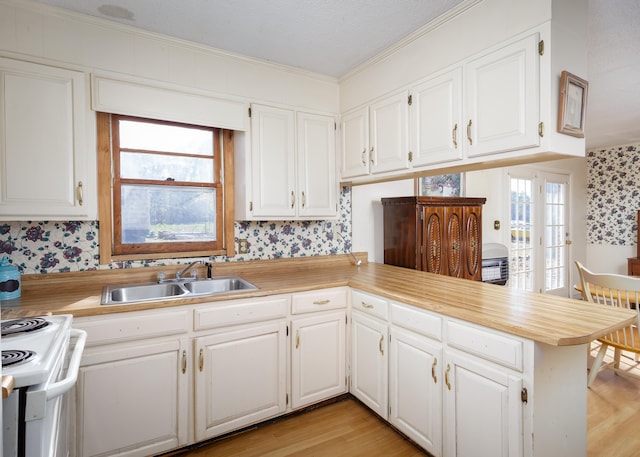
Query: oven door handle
[[46, 329, 87, 400]]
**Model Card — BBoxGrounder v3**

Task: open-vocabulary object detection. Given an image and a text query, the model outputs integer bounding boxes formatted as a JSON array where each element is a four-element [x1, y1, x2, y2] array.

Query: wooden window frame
[[97, 112, 235, 263]]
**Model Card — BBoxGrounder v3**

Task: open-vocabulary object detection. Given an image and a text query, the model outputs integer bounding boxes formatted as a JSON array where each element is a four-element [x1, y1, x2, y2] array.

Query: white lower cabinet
[[442, 349, 523, 457], [75, 309, 190, 457], [291, 310, 346, 409], [389, 326, 442, 456], [194, 321, 288, 441], [351, 310, 388, 419]]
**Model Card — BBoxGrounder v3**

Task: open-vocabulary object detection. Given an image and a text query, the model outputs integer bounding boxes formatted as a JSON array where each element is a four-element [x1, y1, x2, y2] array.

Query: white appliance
[[481, 243, 509, 285], [1, 315, 87, 457]]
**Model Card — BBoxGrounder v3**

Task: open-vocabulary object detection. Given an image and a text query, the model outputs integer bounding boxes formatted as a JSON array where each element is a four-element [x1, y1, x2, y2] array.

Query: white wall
[[0, 0, 339, 114], [352, 180, 414, 262]]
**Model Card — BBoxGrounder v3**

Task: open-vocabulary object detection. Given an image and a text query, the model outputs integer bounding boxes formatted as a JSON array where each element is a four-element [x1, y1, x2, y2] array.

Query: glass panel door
[[509, 176, 535, 291], [543, 173, 570, 296]]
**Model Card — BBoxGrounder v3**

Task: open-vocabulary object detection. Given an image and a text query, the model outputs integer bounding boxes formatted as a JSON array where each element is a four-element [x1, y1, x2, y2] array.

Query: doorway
[[508, 170, 571, 296]]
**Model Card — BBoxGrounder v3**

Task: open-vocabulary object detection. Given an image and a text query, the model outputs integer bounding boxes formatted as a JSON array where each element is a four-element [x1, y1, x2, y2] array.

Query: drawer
[[291, 287, 348, 314], [351, 289, 388, 320], [194, 296, 288, 330], [76, 309, 190, 346], [446, 319, 523, 371], [390, 302, 442, 341]]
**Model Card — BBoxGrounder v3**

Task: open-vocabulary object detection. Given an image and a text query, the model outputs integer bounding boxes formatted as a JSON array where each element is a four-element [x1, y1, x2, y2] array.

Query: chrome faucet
[[175, 261, 202, 280]]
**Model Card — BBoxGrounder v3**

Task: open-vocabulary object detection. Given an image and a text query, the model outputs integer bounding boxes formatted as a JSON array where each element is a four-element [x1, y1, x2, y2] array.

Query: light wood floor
[[166, 345, 640, 457]]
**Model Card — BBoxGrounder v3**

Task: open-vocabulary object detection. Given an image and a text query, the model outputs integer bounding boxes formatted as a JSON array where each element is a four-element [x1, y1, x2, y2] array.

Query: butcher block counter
[[1, 254, 634, 347]]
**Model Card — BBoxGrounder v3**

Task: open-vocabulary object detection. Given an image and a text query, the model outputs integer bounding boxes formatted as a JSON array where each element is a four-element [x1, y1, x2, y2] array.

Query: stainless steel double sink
[[101, 276, 258, 305]]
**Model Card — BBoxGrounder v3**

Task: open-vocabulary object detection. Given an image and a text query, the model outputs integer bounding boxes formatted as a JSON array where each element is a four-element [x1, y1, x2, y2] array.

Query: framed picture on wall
[[557, 70, 588, 138], [416, 173, 464, 197]]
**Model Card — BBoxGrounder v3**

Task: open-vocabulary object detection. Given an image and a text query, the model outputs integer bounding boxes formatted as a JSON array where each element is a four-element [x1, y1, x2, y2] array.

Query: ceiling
[[34, 0, 640, 150]]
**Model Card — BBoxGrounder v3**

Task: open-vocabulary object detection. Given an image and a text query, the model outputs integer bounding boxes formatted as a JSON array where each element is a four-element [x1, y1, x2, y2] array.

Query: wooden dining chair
[[575, 261, 640, 387]]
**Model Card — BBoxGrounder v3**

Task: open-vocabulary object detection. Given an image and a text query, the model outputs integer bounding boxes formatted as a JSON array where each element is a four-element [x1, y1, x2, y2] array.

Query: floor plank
[[169, 399, 427, 457]]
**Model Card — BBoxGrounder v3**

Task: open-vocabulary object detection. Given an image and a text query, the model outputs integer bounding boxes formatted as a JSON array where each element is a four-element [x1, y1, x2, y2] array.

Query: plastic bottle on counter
[[0, 256, 21, 300]]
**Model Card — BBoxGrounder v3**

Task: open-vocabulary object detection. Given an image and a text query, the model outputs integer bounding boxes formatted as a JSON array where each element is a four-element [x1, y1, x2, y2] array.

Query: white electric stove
[[1, 315, 87, 457]]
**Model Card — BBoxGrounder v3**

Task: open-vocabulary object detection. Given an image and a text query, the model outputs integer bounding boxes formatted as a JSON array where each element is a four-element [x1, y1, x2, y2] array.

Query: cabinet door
[[351, 311, 388, 419], [463, 205, 482, 280], [297, 111, 337, 218], [194, 321, 287, 441], [444, 207, 464, 278], [250, 104, 296, 217], [370, 91, 409, 174], [291, 311, 346, 409], [411, 68, 463, 167], [443, 351, 523, 457], [341, 107, 370, 178], [389, 326, 443, 456], [422, 207, 445, 274], [465, 33, 540, 157], [0, 58, 91, 220], [76, 339, 188, 457]]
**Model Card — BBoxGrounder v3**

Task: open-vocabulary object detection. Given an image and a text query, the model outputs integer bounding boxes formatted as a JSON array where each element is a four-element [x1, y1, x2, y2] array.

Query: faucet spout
[[176, 261, 202, 280]]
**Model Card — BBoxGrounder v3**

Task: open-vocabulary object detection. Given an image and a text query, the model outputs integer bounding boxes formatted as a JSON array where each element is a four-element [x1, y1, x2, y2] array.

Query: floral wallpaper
[[586, 143, 640, 245], [0, 188, 353, 274]]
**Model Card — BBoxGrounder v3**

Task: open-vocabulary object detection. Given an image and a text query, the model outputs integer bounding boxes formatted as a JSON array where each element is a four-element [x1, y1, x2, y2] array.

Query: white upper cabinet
[[249, 104, 297, 218], [240, 103, 337, 220], [464, 33, 540, 157], [410, 68, 463, 167], [369, 91, 410, 174], [340, 107, 370, 179], [0, 58, 94, 220], [409, 32, 539, 168], [341, 91, 409, 180], [296, 111, 337, 218]]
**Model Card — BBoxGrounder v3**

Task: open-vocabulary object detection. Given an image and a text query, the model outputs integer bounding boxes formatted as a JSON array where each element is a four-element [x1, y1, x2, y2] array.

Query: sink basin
[[183, 277, 258, 295], [101, 276, 258, 305]]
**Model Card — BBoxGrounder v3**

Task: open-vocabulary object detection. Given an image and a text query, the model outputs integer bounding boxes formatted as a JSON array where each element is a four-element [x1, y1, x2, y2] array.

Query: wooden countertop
[[1, 255, 635, 347]]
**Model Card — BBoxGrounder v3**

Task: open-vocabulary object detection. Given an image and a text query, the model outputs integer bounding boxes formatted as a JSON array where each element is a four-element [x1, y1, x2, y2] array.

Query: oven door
[[24, 329, 87, 457]]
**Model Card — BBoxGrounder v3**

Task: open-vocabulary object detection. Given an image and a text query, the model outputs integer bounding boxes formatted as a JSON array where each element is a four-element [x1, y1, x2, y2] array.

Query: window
[[97, 113, 235, 262]]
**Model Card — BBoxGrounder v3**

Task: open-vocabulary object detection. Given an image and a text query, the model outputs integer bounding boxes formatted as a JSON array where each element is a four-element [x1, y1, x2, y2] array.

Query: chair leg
[[588, 343, 609, 388], [613, 348, 621, 369]]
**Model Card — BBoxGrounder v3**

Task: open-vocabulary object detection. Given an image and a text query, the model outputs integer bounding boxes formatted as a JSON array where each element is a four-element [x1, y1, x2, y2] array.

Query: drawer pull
[[361, 149, 366, 166], [361, 301, 374, 309], [198, 348, 204, 372], [181, 350, 187, 374], [291, 191, 295, 209], [431, 357, 438, 384], [467, 119, 473, 145], [379, 335, 384, 356], [313, 299, 330, 305], [296, 329, 300, 349], [445, 364, 451, 390]]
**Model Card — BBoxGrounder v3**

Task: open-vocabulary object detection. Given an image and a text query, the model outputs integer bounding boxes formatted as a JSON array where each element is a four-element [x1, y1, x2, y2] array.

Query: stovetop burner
[[1, 317, 51, 336], [2, 349, 36, 367]]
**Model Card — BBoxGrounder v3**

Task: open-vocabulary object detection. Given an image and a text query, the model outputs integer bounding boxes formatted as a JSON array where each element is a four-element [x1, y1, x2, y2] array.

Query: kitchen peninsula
[[2, 255, 634, 457]]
